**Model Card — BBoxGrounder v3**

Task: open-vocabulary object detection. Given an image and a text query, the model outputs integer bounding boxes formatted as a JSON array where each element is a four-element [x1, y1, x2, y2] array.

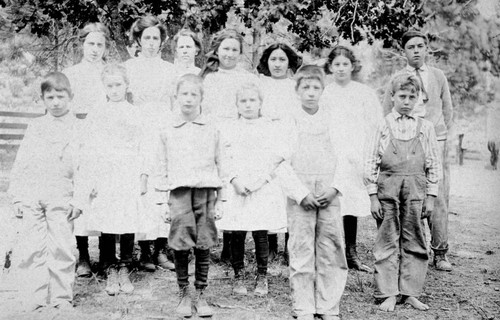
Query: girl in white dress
[[256, 43, 302, 262], [62, 22, 109, 277], [200, 28, 260, 122], [126, 15, 176, 271], [257, 43, 302, 121], [201, 28, 260, 262], [75, 64, 144, 295], [172, 29, 202, 78], [218, 83, 287, 296], [320, 45, 383, 272]]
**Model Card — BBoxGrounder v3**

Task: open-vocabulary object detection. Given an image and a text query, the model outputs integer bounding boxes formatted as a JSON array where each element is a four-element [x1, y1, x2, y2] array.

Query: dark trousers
[[231, 230, 268, 275], [100, 233, 135, 269], [174, 248, 210, 289]]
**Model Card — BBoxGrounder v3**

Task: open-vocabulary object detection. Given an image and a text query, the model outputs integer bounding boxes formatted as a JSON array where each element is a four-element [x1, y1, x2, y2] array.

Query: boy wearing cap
[[382, 30, 453, 271]]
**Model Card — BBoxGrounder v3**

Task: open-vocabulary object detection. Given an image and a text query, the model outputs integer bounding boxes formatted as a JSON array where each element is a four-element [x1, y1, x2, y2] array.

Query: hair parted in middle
[[101, 63, 134, 103], [175, 73, 204, 98], [171, 29, 202, 56], [294, 64, 325, 90], [200, 29, 244, 78], [323, 45, 362, 76], [130, 15, 168, 47], [257, 43, 302, 77]]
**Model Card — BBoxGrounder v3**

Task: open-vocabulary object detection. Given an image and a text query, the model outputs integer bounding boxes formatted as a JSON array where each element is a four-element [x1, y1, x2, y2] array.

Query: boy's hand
[[140, 174, 148, 195], [231, 178, 251, 196], [214, 200, 224, 221], [13, 202, 24, 219], [315, 187, 338, 208], [68, 206, 82, 221], [370, 194, 383, 220], [159, 203, 171, 224], [300, 193, 320, 211], [421, 195, 436, 219]]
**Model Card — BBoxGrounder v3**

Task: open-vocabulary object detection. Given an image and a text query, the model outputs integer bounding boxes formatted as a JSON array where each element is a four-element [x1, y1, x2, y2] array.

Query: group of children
[[8, 18, 448, 320]]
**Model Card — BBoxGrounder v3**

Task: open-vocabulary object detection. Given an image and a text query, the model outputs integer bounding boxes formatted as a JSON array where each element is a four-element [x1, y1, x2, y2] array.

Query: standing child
[[280, 65, 348, 320], [365, 74, 441, 312], [149, 74, 225, 318], [217, 83, 287, 296], [127, 15, 176, 271], [320, 45, 383, 272], [200, 28, 259, 262], [9, 72, 81, 312], [74, 64, 144, 296], [62, 22, 109, 277]]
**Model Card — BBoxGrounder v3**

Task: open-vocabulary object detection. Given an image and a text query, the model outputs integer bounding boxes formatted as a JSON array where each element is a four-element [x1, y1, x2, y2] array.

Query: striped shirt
[[364, 109, 442, 196]]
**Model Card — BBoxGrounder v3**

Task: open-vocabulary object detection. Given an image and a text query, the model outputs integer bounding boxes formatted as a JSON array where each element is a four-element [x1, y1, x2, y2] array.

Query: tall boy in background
[[382, 30, 453, 271]]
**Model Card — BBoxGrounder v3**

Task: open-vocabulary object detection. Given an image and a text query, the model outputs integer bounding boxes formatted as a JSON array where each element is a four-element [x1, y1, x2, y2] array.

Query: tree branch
[[350, 0, 359, 42]]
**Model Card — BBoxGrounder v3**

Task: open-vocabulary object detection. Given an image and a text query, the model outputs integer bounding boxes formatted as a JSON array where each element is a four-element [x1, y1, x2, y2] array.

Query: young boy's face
[[43, 89, 72, 117], [236, 88, 261, 120], [296, 78, 324, 111], [404, 36, 427, 69], [175, 81, 202, 116], [392, 88, 418, 116]]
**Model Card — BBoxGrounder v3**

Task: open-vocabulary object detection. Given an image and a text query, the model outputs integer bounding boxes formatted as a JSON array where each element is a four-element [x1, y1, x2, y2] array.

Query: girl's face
[[329, 54, 354, 85], [103, 74, 127, 102], [82, 32, 106, 63], [140, 26, 162, 58], [175, 35, 197, 65], [176, 82, 202, 116], [237, 88, 261, 120], [268, 48, 289, 79], [217, 38, 241, 70]]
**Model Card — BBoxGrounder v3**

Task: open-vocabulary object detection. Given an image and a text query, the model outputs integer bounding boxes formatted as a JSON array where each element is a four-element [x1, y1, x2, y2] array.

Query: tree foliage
[[2, 0, 428, 64]]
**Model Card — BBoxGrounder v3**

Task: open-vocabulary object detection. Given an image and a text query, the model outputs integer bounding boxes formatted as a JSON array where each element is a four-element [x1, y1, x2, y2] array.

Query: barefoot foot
[[405, 296, 429, 310], [379, 296, 396, 312]]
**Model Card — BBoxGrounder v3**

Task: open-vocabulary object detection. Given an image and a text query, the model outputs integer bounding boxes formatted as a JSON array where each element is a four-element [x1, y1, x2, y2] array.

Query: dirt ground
[[0, 158, 499, 320]]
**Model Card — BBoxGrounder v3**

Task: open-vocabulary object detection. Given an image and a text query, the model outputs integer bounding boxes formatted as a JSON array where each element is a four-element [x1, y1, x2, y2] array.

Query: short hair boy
[[144, 73, 225, 318], [365, 73, 442, 312], [382, 29, 453, 271], [279, 65, 348, 320], [9, 72, 81, 312]]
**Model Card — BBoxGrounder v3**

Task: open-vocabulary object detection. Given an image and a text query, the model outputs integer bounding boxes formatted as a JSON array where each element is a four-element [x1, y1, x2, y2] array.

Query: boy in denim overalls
[[365, 73, 442, 312]]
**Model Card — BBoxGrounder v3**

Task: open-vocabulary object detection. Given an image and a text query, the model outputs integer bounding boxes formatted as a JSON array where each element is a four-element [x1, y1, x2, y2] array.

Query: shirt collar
[[391, 108, 417, 120], [406, 63, 428, 73], [172, 113, 208, 128]]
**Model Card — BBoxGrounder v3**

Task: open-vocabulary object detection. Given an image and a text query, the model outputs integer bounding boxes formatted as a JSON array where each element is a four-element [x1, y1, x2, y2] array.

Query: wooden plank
[[0, 134, 24, 141], [0, 144, 19, 150], [0, 111, 45, 118], [0, 123, 28, 130]]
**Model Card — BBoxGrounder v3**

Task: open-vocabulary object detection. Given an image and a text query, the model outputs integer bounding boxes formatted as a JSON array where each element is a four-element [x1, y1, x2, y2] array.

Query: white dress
[[125, 55, 176, 111], [75, 101, 146, 234], [202, 68, 260, 122], [62, 61, 107, 115], [319, 80, 383, 217], [259, 76, 300, 121], [217, 117, 288, 231]]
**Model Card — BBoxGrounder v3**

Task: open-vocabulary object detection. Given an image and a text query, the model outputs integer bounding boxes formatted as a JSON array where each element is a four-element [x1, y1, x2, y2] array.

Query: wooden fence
[[0, 110, 45, 151]]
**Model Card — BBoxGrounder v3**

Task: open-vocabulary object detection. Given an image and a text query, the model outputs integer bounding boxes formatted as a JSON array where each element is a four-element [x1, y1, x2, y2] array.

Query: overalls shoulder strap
[[384, 117, 398, 154], [409, 117, 423, 155]]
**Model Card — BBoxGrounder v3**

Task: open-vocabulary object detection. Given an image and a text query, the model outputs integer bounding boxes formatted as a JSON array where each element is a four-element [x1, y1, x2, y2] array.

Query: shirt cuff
[[367, 184, 378, 195], [293, 186, 310, 205], [426, 183, 439, 197]]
